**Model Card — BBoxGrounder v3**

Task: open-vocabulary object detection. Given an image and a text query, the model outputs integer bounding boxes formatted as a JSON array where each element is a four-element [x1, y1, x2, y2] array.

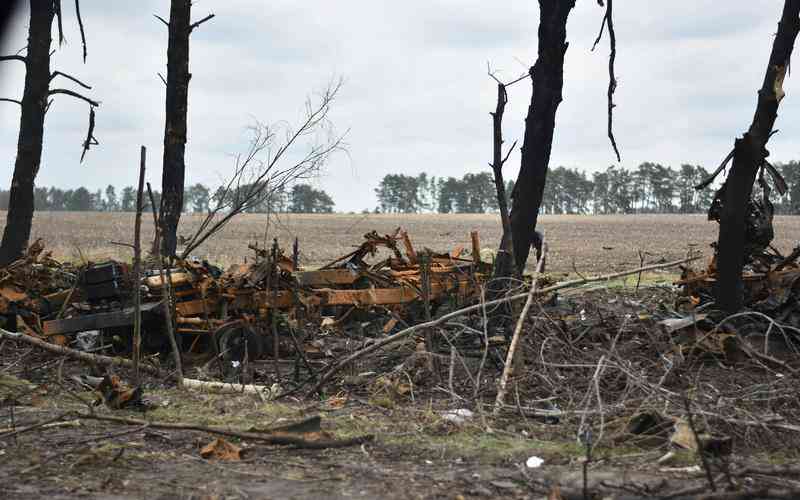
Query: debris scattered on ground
[[200, 438, 242, 461]]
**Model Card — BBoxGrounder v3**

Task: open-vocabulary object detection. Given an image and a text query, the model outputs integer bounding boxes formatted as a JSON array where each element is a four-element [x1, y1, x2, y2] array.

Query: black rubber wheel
[[213, 321, 265, 366]]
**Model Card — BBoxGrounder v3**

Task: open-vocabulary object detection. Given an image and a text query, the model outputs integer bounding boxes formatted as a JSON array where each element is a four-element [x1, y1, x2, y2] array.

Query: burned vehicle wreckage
[[0, 229, 491, 371]]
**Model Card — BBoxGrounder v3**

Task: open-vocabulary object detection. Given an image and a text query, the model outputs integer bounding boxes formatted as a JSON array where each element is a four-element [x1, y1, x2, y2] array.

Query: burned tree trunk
[[489, 82, 517, 280], [0, 0, 53, 266], [509, 0, 575, 273], [713, 0, 800, 313], [158, 3, 214, 257], [159, 0, 192, 258], [0, 0, 97, 267]]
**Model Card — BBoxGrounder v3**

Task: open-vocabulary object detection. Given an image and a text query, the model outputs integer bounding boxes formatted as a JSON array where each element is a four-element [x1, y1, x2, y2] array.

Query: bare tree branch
[[0, 98, 22, 106], [54, 0, 65, 46], [157, 72, 167, 86], [593, 0, 621, 162], [74, 0, 88, 62], [154, 14, 169, 27], [189, 13, 215, 32], [48, 88, 100, 107], [500, 140, 518, 166], [0, 55, 26, 64], [50, 70, 92, 89], [181, 79, 346, 258], [80, 106, 98, 163]]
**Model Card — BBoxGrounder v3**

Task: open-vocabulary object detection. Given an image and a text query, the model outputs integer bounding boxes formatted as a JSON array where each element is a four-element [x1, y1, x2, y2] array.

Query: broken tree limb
[[183, 377, 276, 397], [0, 329, 159, 375], [76, 412, 373, 449], [132, 145, 145, 386], [493, 241, 548, 415], [159, 262, 184, 388], [309, 254, 700, 395]]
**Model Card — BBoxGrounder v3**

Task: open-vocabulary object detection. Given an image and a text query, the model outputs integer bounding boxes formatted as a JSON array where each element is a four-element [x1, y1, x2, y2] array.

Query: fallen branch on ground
[[309, 254, 701, 395], [0, 329, 159, 375], [77, 412, 373, 449], [183, 377, 277, 397], [493, 240, 547, 414]]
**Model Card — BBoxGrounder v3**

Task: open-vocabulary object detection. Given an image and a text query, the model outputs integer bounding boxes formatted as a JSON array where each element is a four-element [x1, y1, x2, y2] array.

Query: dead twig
[[76, 413, 373, 449], [493, 240, 548, 414], [0, 329, 159, 375]]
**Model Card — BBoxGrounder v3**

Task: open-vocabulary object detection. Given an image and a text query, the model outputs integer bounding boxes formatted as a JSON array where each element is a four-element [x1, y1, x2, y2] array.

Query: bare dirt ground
[[11, 211, 800, 273]]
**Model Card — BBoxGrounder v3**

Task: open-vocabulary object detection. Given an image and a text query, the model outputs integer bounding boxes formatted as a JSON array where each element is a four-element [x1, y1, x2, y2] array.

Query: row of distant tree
[[375, 161, 800, 214], [0, 183, 335, 214], [6, 161, 800, 215]]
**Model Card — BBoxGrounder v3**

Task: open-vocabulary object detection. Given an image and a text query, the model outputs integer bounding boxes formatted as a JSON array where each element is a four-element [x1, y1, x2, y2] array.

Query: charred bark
[[509, 0, 575, 273], [0, 0, 53, 266], [714, 0, 800, 312], [490, 82, 518, 280], [159, 0, 192, 258]]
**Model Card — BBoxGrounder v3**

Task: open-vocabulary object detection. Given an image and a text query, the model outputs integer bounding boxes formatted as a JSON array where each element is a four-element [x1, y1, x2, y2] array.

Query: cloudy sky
[[0, 1, 798, 212]]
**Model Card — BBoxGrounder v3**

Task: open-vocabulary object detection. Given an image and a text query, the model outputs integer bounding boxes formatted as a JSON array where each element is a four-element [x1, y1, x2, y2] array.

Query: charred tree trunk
[[490, 83, 517, 280], [714, 0, 800, 313], [159, 0, 192, 258], [509, 0, 575, 273], [0, 0, 53, 266]]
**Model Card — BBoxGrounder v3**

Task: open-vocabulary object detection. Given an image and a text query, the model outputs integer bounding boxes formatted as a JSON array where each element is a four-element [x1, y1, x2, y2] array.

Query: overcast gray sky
[[0, 1, 798, 212]]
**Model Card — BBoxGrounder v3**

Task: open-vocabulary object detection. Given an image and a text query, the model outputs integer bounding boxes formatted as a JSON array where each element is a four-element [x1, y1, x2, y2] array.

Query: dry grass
[[7, 211, 800, 273]]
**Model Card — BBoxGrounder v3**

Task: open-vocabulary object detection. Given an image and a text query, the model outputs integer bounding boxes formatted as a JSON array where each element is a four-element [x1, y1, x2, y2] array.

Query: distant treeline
[[0, 183, 335, 213], [375, 161, 800, 215]]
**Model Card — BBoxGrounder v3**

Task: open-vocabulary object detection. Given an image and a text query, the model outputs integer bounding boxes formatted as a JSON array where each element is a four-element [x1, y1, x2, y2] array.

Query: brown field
[[7, 211, 800, 273]]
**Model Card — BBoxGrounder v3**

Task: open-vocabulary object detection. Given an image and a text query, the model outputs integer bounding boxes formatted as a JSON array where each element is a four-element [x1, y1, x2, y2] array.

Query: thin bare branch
[[180, 79, 346, 258], [48, 88, 100, 107], [189, 13, 215, 32], [603, 0, 621, 162], [54, 0, 65, 46], [0, 98, 22, 106], [157, 72, 167, 86], [74, 0, 88, 62], [0, 55, 26, 64], [695, 149, 735, 190], [50, 70, 92, 89], [154, 13, 169, 27], [80, 106, 98, 162], [591, 0, 621, 162], [500, 139, 518, 166]]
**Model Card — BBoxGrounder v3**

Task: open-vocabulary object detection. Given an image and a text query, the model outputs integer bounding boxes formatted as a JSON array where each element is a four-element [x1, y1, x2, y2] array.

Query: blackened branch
[[157, 72, 167, 86], [50, 71, 92, 89], [593, 0, 621, 162], [501, 140, 518, 166], [48, 88, 100, 107], [154, 14, 169, 27], [0, 55, 27, 64], [54, 0, 65, 45], [0, 98, 22, 106], [189, 13, 215, 32], [591, 12, 607, 50], [605, 0, 620, 162], [74, 0, 88, 62], [695, 149, 735, 190], [80, 106, 98, 163]]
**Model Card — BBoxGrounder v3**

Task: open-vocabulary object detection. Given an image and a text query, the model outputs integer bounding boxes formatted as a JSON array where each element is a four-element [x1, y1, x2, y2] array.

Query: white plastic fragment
[[441, 408, 474, 424], [525, 455, 544, 468]]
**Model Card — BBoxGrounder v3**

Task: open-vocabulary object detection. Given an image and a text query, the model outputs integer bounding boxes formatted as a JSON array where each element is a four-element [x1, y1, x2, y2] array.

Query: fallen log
[[309, 255, 701, 395], [0, 329, 159, 375], [183, 377, 276, 397], [77, 412, 373, 449]]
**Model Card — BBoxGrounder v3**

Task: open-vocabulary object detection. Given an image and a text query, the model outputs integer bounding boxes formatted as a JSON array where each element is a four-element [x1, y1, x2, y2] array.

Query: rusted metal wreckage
[[0, 229, 491, 363]]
